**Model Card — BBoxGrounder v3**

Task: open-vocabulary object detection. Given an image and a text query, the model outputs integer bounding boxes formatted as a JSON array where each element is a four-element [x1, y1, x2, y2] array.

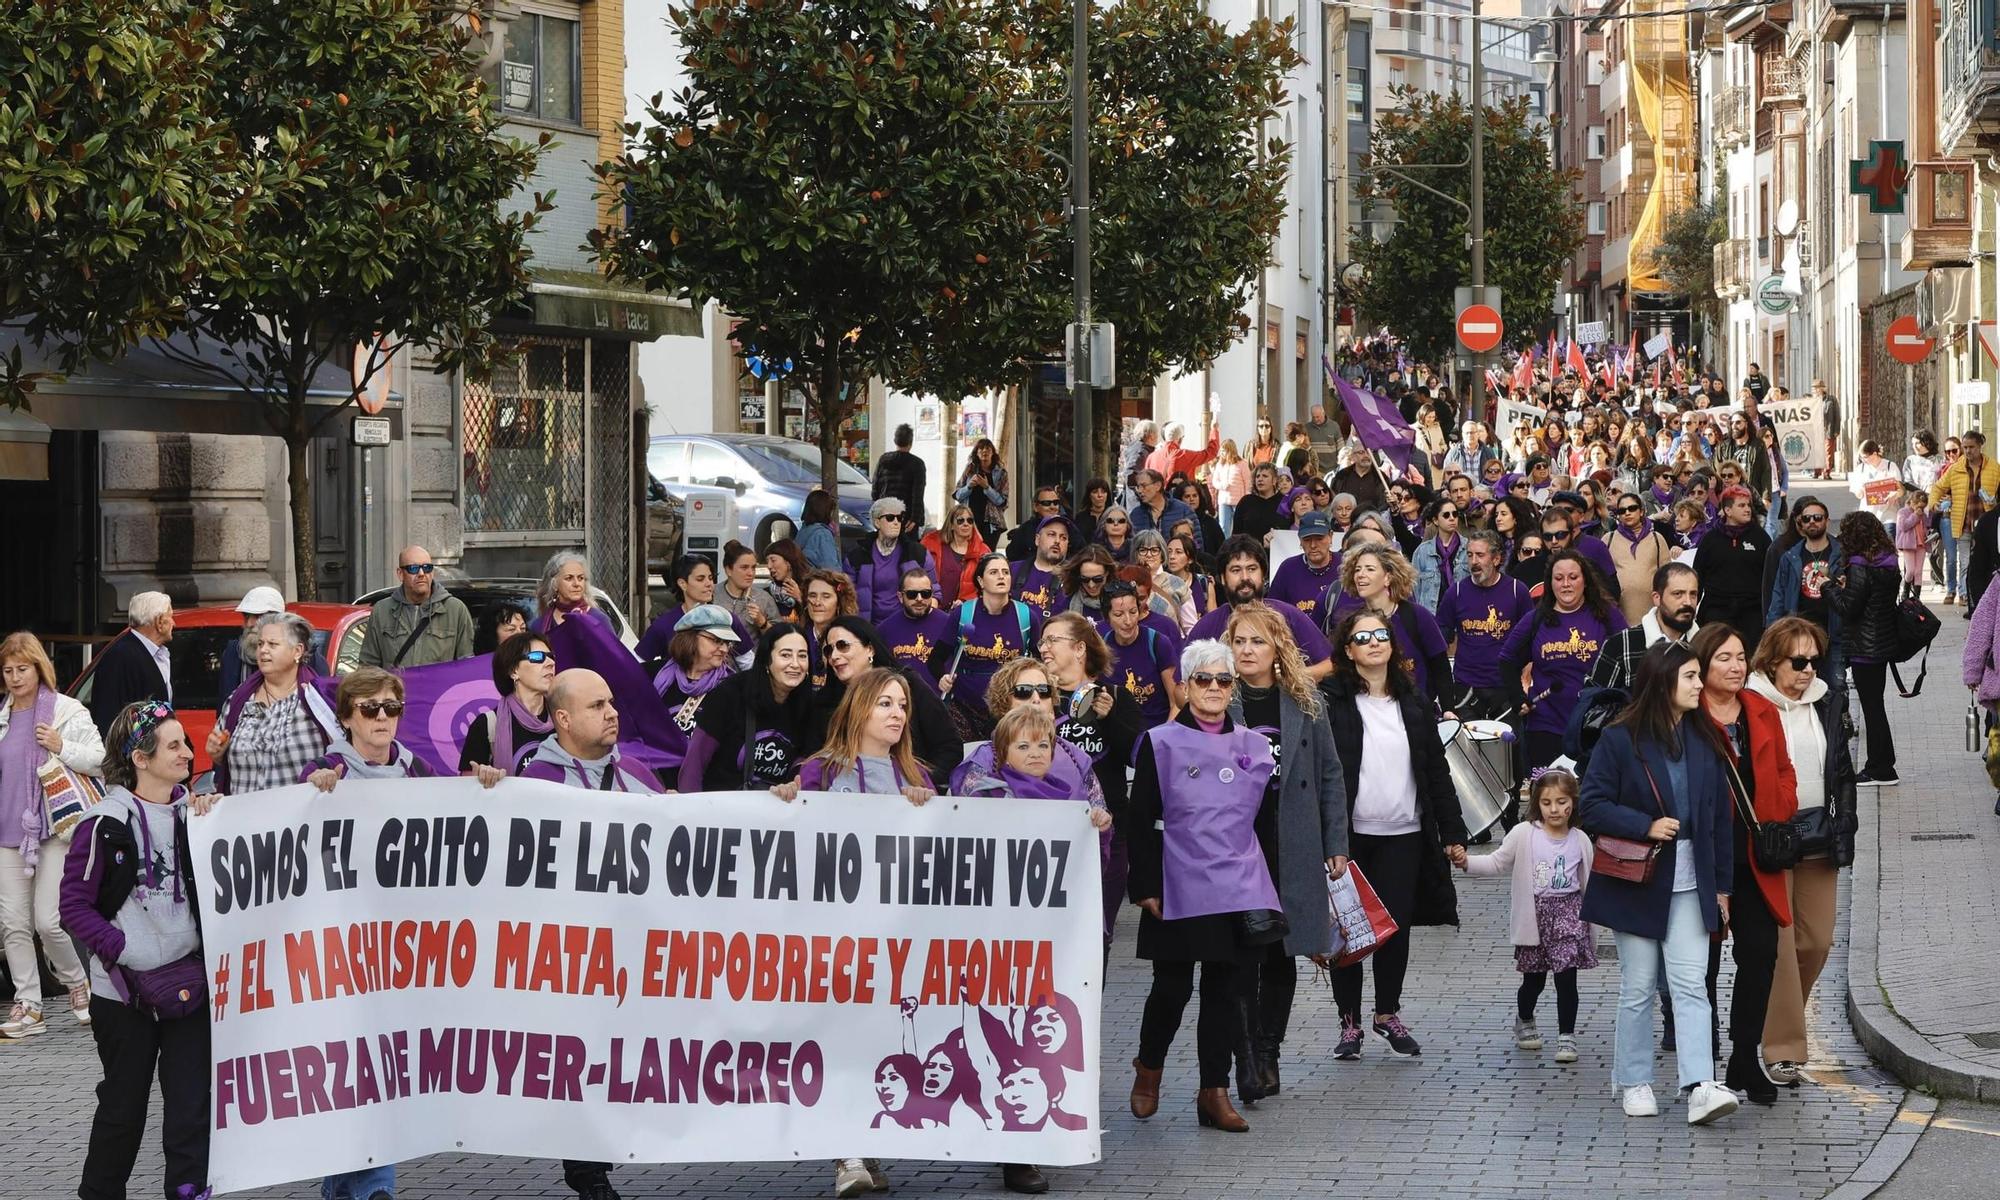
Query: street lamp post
[[1070, 0, 1093, 500], [1469, 0, 1487, 427]]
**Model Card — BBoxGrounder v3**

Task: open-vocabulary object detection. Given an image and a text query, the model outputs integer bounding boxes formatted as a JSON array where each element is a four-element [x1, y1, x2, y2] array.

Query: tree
[[1351, 89, 1584, 366], [155, 0, 547, 600], [0, 0, 252, 408], [1650, 196, 1726, 327], [595, 0, 1057, 490]]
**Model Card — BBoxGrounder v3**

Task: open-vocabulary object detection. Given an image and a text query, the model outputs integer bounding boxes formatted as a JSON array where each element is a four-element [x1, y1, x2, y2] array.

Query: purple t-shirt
[[951, 599, 1040, 716], [1436, 575, 1536, 689], [877, 608, 958, 694], [1499, 605, 1627, 734], [1187, 597, 1333, 666], [1267, 555, 1341, 623], [1105, 625, 1178, 723], [1010, 561, 1066, 622], [856, 542, 928, 623]]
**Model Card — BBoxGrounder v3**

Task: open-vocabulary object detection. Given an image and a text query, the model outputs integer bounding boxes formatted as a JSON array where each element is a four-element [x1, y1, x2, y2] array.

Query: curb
[[1824, 1092, 1937, 1199], [1844, 775, 2000, 1102]]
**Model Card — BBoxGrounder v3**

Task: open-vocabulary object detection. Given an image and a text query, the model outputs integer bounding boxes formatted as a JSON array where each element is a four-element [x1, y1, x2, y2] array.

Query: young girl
[[1895, 485, 1929, 596], [1456, 767, 1596, 1062]]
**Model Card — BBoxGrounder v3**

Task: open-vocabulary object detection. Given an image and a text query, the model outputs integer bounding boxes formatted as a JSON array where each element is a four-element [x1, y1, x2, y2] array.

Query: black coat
[[1831, 557, 1902, 663], [1968, 507, 2000, 612], [1321, 675, 1465, 927], [86, 631, 172, 736], [808, 666, 963, 782], [1693, 520, 1773, 641], [870, 449, 928, 527], [1232, 492, 1287, 545]]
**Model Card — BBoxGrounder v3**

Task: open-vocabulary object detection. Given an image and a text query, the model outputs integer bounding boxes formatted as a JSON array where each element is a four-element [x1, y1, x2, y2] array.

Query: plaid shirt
[[224, 690, 327, 794]]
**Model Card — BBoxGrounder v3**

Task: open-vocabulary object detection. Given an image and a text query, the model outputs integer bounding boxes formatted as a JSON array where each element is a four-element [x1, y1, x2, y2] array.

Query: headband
[[124, 700, 175, 758]]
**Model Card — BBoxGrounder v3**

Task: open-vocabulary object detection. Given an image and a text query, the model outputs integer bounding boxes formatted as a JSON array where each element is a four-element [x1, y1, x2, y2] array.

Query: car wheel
[[755, 515, 796, 557]]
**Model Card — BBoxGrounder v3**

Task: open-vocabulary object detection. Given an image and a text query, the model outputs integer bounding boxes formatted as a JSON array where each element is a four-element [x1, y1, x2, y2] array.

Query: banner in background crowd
[[1763, 392, 1827, 473], [191, 780, 1104, 1192], [1497, 398, 1545, 433]]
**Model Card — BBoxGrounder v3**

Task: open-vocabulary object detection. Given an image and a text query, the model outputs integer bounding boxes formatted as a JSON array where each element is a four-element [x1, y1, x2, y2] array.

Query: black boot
[[1256, 1035, 1282, 1096], [1232, 995, 1270, 1104], [1725, 1044, 1777, 1105]]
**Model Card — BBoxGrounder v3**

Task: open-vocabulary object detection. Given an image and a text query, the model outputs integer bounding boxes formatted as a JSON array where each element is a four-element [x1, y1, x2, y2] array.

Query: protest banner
[[1762, 392, 1826, 473], [1496, 397, 1544, 433], [190, 779, 1104, 1192]]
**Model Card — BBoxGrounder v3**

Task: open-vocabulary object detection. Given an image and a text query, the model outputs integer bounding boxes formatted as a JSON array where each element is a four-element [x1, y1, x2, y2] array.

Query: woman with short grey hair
[[208, 612, 337, 794]]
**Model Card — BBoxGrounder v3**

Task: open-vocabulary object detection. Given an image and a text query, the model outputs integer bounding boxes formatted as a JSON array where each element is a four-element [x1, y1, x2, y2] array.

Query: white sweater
[[1745, 672, 1827, 811]]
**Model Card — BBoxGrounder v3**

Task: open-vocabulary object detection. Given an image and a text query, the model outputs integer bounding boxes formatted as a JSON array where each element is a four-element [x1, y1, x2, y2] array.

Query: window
[[1588, 202, 1607, 235], [1347, 81, 1367, 122], [687, 443, 739, 488], [1589, 127, 1606, 159], [501, 12, 580, 124]]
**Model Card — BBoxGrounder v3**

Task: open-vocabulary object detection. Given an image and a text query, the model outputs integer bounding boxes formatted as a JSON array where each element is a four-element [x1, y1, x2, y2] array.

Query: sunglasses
[[1311, 486, 1331, 495], [1436, 509, 1459, 519], [1036, 498, 1061, 509], [826, 638, 863, 654], [953, 516, 975, 526], [1187, 672, 1235, 689], [1616, 504, 1644, 515], [1545, 529, 1571, 541], [1079, 572, 1107, 585], [902, 588, 933, 599], [1786, 655, 1819, 672], [1011, 683, 1055, 700], [1104, 518, 1128, 526], [1797, 513, 1827, 524], [522, 649, 555, 664], [1347, 629, 1394, 647], [400, 563, 435, 575], [1510, 481, 1530, 491], [878, 514, 903, 523], [354, 699, 405, 718]]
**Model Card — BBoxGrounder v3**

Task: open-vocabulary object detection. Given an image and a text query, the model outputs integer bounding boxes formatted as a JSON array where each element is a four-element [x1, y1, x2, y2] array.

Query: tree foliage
[[0, 0, 252, 406], [1650, 196, 1726, 326], [1352, 89, 1584, 365], [157, 0, 547, 600], [596, 0, 1056, 488]]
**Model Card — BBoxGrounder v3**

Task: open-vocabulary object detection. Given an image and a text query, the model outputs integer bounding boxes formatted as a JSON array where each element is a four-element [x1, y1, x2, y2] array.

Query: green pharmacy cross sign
[[1849, 140, 1911, 214]]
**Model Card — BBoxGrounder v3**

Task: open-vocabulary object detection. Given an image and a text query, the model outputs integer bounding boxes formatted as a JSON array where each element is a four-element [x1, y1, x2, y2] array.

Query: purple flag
[[311, 655, 499, 777], [540, 612, 682, 773], [1329, 369, 1414, 475]]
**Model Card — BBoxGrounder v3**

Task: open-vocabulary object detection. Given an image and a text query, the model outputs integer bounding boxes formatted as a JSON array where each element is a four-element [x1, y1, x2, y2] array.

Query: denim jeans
[[1958, 531, 1975, 598], [1218, 502, 1236, 536], [1613, 889, 1715, 1092], [324, 1165, 396, 1199]]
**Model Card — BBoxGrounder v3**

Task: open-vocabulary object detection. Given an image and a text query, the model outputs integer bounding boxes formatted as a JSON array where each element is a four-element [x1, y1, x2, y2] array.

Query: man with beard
[[1267, 510, 1341, 621], [1585, 562, 1701, 690], [1764, 496, 1843, 676], [1445, 473, 1485, 529], [1185, 536, 1335, 679], [1437, 530, 1536, 719], [877, 565, 958, 695], [1010, 517, 1071, 621]]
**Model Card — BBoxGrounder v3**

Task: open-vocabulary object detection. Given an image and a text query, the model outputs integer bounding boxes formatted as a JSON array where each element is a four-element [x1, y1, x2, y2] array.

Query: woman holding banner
[[208, 611, 338, 795], [813, 615, 962, 780], [678, 624, 817, 792], [458, 631, 556, 775], [1126, 639, 1279, 1135]]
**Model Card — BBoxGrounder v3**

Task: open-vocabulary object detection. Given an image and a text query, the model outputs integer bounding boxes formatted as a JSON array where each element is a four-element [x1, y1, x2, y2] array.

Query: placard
[[1762, 393, 1826, 473], [1575, 321, 1608, 346]]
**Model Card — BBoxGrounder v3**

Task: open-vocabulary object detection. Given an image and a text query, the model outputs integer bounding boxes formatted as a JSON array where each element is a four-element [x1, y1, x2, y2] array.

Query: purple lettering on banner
[[492, 1028, 525, 1095], [270, 1051, 299, 1121]]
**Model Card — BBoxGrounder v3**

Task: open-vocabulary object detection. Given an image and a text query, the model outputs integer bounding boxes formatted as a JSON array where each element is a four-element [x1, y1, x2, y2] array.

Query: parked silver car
[[647, 433, 872, 554]]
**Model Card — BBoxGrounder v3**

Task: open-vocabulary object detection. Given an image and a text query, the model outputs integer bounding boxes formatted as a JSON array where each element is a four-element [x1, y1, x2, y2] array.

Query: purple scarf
[[491, 693, 554, 774], [6, 688, 55, 867], [993, 762, 1084, 800], [1613, 518, 1654, 547]]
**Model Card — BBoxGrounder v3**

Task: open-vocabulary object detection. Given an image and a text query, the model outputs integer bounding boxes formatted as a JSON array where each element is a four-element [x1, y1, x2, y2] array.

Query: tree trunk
[[816, 352, 845, 493], [284, 398, 317, 601]]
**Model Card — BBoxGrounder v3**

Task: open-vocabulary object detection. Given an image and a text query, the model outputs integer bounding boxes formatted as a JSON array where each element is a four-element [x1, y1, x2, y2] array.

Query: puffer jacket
[[1929, 452, 2000, 539], [1831, 552, 1901, 664]]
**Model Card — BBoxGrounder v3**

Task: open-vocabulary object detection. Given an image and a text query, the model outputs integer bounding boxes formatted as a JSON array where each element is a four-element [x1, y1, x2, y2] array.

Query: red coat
[[1143, 428, 1220, 481], [1704, 689, 1797, 926], [921, 527, 988, 604]]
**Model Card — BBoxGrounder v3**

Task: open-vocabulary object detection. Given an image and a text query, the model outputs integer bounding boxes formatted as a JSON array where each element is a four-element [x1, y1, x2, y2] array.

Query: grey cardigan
[[1229, 686, 1350, 957]]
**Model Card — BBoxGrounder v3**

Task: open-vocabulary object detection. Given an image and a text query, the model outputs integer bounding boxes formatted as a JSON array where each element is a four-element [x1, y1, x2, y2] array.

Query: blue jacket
[[1129, 496, 1198, 543], [1410, 537, 1469, 612], [798, 522, 843, 572], [1764, 535, 1842, 637], [1577, 725, 1734, 941]]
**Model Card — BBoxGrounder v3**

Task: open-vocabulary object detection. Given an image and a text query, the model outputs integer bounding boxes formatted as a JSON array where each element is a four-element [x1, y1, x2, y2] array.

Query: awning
[[514, 269, 702, 341]]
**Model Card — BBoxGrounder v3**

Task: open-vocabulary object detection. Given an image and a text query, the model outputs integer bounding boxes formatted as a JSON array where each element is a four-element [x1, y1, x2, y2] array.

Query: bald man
[[358, 544, 474, 667], [515, 669, 663, 793]]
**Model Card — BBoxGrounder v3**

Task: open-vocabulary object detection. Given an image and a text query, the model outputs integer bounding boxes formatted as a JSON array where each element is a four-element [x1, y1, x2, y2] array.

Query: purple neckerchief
[[993, 762, 1083, 800], [491, 694, 553, 774], [10, 688, 57, 865], [949, 740, 1093, 797], [796, 754, 934, 793], [1432, 533, 1461, 562], [653, 658, 732, 701], [1613, 519, 1655, 546]]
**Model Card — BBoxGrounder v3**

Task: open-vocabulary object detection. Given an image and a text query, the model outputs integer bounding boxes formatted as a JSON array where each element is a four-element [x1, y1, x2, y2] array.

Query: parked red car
[[67, 603, 370, 775]]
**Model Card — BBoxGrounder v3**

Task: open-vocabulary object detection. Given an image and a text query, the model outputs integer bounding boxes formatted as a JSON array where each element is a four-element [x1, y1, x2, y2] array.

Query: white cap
[[235, 586, 285, 616]]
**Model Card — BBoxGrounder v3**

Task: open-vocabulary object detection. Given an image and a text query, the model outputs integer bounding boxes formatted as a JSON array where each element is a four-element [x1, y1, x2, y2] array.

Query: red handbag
[[1591, 761, 1668, 884]]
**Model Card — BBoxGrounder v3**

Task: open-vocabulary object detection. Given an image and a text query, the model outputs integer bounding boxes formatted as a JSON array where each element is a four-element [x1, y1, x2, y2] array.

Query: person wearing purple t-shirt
[[1101, 584, 1180, 724], [1185, 536, 1335, 679], [1011, 518, 1071, 621], [877, 565, 958, 694], [846, 497, 936, 623], [1322, 543, 1451, 714], [1436, 530, 1536, 704], [941, 554, 1042, 737], [1499, 549, 1628, 773], [1541, 501, 1622, 610], [1268, 510, 1342, 622]]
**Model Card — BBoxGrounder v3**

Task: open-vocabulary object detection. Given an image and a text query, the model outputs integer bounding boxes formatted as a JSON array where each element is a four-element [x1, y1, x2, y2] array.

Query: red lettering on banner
[[494, 923, 620, 996], [916, 938, 1055, 1005]]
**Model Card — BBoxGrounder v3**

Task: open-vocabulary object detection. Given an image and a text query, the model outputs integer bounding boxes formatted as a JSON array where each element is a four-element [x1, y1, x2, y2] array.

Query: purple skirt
[[1514, 890, 1599, 974]]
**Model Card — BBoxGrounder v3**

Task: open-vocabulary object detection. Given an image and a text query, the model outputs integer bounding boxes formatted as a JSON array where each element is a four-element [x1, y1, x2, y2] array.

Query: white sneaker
[[1687, 1080, 1740, 1125], [1554, 1034, 1578, 1063], [0, 1002, 47, 1039], [68, 983, 91, 1028], [1514, 1018, 1543, 1050], [1621, 1084, 1659, 1117], [834, 1158, 873, 1198]]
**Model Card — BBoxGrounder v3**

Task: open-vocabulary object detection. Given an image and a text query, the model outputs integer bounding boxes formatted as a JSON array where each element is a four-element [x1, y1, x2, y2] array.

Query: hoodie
[[1745, 672, 1828, 811], [518, 738, 662, 794]]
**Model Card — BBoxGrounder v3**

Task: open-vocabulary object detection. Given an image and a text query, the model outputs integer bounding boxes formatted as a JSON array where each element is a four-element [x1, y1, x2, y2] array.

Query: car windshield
[[734, 441, 867, 487]]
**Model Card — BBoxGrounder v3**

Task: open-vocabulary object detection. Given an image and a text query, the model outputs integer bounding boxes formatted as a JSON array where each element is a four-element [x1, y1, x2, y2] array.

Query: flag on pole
[[1513, 348, 1535, 393], [1329, 366, 1415, 475], [1624, 329, 1638, 381], [1599, 358, 1617, 390], [1566, 339, 1589, 378]]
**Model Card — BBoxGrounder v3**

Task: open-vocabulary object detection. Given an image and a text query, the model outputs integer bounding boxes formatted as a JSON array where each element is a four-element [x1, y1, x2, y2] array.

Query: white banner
[[190, 779, 1104, 1193], [1575, 321, 1608, 345], [1497, 398, 1545, 433], [1643, 332, 1672, 360], [1763, 393, 1826, 473]]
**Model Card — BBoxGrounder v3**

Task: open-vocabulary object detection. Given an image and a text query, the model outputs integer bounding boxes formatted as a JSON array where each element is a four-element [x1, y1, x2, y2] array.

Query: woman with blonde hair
[[922, 503, 989, 604], [1222, 604, 1348, 1100], [0, 631, 103, 1038], [1329, 543, 1452, 714]]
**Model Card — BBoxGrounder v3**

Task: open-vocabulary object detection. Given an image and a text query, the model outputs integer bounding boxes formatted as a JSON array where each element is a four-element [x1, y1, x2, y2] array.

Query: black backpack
[[1890, 595, 1941, 697], [1563, 685, 1629, 776]]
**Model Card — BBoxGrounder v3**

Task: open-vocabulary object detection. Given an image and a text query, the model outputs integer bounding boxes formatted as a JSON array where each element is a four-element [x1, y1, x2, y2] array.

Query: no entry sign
[[1457, 304, 1504, 353], [1886, 314, 1933, 365]]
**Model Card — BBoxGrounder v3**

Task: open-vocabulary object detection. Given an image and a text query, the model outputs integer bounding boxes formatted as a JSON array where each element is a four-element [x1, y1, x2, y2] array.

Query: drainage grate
[[1910, 833, 1978, 842], [1967, 1032, 2000, 1050], [1596, 942, 1618, 961]]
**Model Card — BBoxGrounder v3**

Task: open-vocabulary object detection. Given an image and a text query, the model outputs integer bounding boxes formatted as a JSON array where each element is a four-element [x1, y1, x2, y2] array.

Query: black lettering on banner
[[748, 829, 799, 900], [504, 818, 561, 889], [1005, 838, 1071, 908], [577, 822, 652, 894], [375, 816, 489, 889], [212, 825, 314, 914]]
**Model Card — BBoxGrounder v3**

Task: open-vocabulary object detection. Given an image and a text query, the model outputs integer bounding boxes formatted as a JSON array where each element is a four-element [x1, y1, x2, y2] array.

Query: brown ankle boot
[[1195, 1086, 1250, 1132], [1129, 1057, 1162, 1119]]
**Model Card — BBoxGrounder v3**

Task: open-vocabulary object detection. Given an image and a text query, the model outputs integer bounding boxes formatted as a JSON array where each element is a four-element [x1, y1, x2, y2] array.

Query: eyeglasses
[[401, 563, 435, 576], [1786, 655, 1819, 672], [1346, 629, 1394, 647], [1011, 683, 1055, 700], [521, 649, 555, 664], [902, 588, 934, 599], [1187, 672, 1235, 689], [1037, 636, 1078, 653], [1035, 498, 1061, 509], [354, 699, 405, 718]]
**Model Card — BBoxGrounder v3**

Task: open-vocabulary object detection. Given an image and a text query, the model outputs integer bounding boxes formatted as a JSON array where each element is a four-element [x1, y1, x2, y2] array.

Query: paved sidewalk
[[1847, 585, 2000, 1101]]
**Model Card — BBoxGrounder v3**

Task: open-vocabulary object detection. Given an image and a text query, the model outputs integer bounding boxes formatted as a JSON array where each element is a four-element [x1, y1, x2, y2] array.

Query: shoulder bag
[[1720, 748, 1800, 871], [1590, 760, 1666, 884]]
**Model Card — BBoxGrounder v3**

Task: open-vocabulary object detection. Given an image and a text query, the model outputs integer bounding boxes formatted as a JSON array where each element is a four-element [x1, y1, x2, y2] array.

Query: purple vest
[[1150, 723, 1280, 920]]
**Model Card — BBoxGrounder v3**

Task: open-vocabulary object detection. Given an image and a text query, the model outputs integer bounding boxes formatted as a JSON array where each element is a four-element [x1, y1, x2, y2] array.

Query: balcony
[[1714, 238, 1752, 297], [1760, 56, 1806, 104], [1901, 161, 1978, 268], [1940, 0, 2000, 158], [1714, 85, 1751, 146]]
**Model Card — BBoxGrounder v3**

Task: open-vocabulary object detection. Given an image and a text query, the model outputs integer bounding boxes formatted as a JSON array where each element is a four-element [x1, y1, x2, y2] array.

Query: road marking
[[1928, 1115, 2000, 1139]]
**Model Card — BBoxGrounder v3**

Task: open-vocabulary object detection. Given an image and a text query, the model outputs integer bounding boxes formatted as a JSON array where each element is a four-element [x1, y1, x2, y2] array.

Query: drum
[[1438, 718, 1516, 838]]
